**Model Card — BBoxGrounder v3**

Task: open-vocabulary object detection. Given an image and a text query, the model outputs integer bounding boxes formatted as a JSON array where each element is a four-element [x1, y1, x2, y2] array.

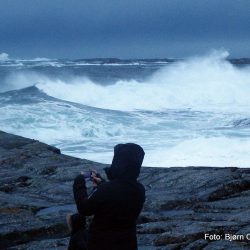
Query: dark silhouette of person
[[69, 143, 145, 250]]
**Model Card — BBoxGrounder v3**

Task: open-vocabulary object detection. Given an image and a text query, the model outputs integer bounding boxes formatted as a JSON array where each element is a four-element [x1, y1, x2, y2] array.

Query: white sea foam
[[4, 104, 248, 167], [0, 52, 9, 61], [2, 97, 249, 167], [2, 71, 47, 92], [65, 137, 250, 168], [1, 50, 250, 167], [0, 101, 128, 145], [24, 57, 52, 62], [144, 137, 250, 167], [1, 92, 250, 167], [0, 62, 24, 67], [4, 50, 249, 112], [41, 50, 250, 112]]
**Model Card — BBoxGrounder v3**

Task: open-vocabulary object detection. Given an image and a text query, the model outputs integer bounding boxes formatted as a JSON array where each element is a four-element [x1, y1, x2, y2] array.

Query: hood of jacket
[[105, 143, 145, 181]]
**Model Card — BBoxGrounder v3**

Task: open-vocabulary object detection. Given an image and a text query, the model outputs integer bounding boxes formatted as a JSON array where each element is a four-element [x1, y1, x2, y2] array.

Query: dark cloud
[[0, 0, 249, 58]]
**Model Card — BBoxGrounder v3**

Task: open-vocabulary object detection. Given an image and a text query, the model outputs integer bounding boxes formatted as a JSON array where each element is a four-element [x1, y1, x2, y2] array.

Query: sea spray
[[1, 50, 250, 167], [7, 50, 250, 112]]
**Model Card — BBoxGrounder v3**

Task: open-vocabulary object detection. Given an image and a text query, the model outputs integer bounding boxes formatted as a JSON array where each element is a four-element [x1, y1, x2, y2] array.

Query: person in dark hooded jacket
[[72, 143, 145, 250]]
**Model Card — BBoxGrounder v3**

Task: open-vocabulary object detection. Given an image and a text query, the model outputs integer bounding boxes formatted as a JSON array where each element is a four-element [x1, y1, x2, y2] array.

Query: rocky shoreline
[[0, 131, 250, 249]]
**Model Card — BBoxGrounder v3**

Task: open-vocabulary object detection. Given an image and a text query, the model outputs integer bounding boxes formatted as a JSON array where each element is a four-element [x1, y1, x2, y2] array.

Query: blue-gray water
[[1, 51, 250, 167]]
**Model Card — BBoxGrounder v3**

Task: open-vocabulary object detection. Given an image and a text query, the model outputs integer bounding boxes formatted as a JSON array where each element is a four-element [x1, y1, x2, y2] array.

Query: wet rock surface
[[0, 131, 250, 249]]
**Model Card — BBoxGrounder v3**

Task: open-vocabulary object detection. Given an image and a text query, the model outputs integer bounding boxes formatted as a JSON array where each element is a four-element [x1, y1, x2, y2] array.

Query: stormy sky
[[0, 0, 249, 59]]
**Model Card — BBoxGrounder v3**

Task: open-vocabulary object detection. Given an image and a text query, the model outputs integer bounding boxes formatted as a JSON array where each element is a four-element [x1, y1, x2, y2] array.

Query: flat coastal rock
[[0, 131, 250, 249]]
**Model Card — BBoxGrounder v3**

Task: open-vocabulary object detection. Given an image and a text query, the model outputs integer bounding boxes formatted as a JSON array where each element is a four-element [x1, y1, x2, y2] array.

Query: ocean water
[[0, 51, 250, 167]]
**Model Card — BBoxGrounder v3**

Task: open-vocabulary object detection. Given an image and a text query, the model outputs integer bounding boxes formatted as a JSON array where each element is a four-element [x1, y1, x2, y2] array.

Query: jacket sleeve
[[73, 174, 102, 215]]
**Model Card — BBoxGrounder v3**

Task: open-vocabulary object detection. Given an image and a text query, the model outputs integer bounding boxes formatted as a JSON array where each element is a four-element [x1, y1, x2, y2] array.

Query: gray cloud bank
[[0, 0, 249, 58]]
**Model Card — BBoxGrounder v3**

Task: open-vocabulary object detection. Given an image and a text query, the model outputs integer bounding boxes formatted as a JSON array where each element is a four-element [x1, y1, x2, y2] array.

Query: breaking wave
[[1, 50, 250, 167], [2, 50, 250, 112]]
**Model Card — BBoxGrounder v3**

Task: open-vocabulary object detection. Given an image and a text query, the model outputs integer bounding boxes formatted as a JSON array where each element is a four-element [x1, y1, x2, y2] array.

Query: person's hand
[[92, 176, 102, 187], [91, 169, 103, 187]]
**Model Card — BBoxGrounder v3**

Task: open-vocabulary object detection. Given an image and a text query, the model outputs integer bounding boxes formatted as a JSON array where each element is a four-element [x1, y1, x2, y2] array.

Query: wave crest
[[3, 50, 250, 112]]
